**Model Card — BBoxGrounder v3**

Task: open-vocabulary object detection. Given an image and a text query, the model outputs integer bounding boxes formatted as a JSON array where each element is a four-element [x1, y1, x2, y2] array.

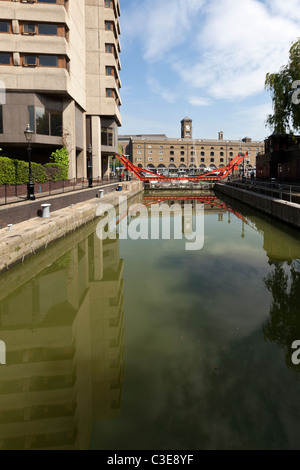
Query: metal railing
[[0, 175, 119, 206], [224, 179, 300, 204]]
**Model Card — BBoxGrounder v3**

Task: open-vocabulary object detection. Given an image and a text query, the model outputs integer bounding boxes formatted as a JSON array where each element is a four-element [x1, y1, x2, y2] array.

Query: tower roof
[[181, 116, 192, 122]]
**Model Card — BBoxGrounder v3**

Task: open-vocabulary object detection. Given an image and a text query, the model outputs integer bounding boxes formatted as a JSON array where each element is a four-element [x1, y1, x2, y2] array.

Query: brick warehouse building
[[0, 0, 122, 180], [119, 117, 264, 175]]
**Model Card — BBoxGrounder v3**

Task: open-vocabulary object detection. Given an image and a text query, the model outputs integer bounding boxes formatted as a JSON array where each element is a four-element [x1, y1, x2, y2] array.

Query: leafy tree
[[48, 147, 69, 180], [265, 39, 300, 135], [263, 261, 300, 372]]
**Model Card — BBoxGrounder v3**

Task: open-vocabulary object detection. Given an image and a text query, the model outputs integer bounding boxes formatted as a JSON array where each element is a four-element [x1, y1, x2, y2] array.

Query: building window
[[148, 145, 152, 148], [0, 53, 11, 65], [180, 151, 184, 156], [201, 158, 205, 162], [37, 0, 60, 3], [210, 158, 214, 162], [148, 157, 153, 161], [229, 152, 233, 157], [191, 151, 194, 156], [105, 43, 115, 55], [220, 152, 224, 156], [0, 21, 9, 33], [39, 55, 58, 67], [159, 151, 163, 154], [24, 55, 37, 66], [180, 158, 185, 162], [170, 151, 174, 155], [38, 24, 58, 35], [137, 151, 141, 155], [159, 157, 164, 161], [170, 158, 174, 163], [106, 88, 115, 98], [137, 145, 141, 148], [191, 158, 194, 163], [220, 158, 224, 163], [50, 111, 62, 137], [36, 107, 49, 135], [210, 152, 214, 156], [137, 157, 142, 161], [106, 66, 115, 76], [101, 127, 114, 146], [201, 152, 205, 156], [36, 107, 62, 136], [23, 23, 36, 34], [148, 150, 152, 154], [105, 21, 114, 32], [105, 0, 114, 7]]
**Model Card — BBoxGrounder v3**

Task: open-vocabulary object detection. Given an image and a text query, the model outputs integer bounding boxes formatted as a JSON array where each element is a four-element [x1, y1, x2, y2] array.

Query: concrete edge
[[215, 183, 300, 229], [0, 181, 143, 273]]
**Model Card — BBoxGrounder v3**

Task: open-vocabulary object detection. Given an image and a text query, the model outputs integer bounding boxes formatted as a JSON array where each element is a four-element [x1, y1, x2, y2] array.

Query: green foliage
[[0, 157, 47, 185], [265, 38, 300, 135], [44, 163, 67, 181], [50, 147, 69, 180], [0, 146, 69, 185]]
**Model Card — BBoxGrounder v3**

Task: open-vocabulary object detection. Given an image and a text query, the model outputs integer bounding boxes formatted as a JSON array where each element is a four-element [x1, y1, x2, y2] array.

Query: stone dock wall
[[215, 183, 300, 229], [0, 181, 143, 273]]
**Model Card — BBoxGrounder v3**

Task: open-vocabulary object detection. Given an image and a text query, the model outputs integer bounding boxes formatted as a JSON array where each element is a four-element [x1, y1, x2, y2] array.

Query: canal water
[[0, 192, 299, 450]]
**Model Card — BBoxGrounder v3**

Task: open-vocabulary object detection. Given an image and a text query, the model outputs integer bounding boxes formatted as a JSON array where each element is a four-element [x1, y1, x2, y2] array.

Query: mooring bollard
[[41, 203, 51, 218], [99, 189, 104, 198], [7, 224, 13, 231]]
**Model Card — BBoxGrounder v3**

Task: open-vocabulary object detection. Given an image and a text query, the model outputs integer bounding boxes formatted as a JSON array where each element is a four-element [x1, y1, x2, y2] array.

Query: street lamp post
[[24, 124, 35, 201]]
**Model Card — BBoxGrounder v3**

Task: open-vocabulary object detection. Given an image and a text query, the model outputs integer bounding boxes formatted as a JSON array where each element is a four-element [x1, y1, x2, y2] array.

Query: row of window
[[0, 20, 66, 37], [138, 150, 239, 157], [137, 145, 254, 151], [0, 52, 67, 68], [138, 157, 227, 163], [0, 104, 62, 136], [3, 0, 68, 5]]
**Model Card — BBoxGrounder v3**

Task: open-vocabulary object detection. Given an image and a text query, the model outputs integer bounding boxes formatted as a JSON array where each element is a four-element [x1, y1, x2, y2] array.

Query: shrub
[[44, 163, 66, 181], [0, 156, 47, 185], [50, 147, 69, 180]]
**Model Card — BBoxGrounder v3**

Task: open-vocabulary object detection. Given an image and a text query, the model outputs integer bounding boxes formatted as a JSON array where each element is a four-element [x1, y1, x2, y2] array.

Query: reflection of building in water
[[0, 223, 124, 450]]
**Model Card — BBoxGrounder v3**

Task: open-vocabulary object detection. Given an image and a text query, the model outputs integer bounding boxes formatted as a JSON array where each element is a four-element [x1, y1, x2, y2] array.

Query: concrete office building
[[0, 0, 122, 179], [119, 118, 264, 175]]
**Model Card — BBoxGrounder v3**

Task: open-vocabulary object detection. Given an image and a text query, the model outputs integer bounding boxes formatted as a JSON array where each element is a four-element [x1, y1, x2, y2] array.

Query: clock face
[[186, 125, 190, 131]]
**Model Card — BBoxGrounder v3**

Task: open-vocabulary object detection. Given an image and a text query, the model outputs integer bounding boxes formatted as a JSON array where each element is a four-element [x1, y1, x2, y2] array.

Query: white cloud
[[122, 0, 206, 62], [123, 0, 300, 101], [188, 97, 211, 107], [147, 76, 176, 103]]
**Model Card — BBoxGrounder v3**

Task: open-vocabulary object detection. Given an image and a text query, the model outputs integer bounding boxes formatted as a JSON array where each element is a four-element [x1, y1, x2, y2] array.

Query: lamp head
[[24, 124, 33, 143]]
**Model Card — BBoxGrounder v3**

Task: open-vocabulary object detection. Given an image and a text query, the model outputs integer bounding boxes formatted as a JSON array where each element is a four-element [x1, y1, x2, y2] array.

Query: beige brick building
[[0, 0, 121, 179], [119, 117, 264, 175]]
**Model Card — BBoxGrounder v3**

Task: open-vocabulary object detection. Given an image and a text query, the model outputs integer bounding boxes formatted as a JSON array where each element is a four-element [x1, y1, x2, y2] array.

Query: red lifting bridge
[[116, 152, 248, 182]]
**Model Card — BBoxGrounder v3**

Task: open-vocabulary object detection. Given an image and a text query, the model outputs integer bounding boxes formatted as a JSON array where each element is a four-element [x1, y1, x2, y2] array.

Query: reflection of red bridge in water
[[143, 195, 248, 224], [116, 152, 248, 182]]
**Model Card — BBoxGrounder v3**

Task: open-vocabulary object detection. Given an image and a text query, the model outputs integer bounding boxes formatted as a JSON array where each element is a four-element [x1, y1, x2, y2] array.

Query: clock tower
[[181, 117, 192, 139]]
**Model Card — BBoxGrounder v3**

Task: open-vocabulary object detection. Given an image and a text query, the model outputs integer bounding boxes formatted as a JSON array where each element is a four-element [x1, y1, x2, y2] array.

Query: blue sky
[[119, 0, 300, 141]]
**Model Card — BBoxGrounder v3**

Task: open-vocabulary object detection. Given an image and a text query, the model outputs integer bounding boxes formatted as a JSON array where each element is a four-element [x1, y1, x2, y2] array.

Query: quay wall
[[0, 181, 143, 273], [215, 183, 300, 229]]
